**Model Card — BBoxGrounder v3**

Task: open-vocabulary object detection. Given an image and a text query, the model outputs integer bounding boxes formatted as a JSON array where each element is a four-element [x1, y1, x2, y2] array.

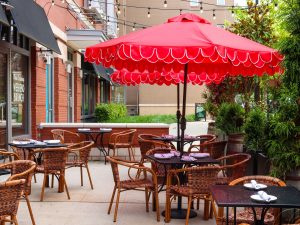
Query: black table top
[[151, 136, 208, 143], [8, 143, 67, 149], [145, 154, 219, 165], [77, 129, 112, 134], [211, 185, 300, 208]]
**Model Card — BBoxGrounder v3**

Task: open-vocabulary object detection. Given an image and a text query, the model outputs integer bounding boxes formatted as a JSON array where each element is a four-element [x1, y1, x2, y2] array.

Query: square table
[[211, 185, 300, 225]]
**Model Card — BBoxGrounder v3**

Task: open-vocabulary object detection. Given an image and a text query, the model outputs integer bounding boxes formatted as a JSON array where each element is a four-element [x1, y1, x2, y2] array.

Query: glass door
[[46, 58, 54, 122], [0, 52, 7, 149]]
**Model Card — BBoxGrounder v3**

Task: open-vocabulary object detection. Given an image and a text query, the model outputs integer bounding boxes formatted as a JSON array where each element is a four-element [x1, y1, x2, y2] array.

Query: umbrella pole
[[180, 64, 188, 154], [176, 83, 181, 150]]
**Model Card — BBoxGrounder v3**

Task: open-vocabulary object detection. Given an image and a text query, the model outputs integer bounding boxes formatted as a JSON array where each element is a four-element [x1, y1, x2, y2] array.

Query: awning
[[0, 6, 9, 26], [92, 64, 113, 82], [67, 29, 108, 50], [8, 0, 61, 54]]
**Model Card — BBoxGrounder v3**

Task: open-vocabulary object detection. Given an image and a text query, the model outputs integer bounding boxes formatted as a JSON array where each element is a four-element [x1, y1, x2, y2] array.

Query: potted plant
[[215, 102, 245, 153], [243, 108, 270, 175]]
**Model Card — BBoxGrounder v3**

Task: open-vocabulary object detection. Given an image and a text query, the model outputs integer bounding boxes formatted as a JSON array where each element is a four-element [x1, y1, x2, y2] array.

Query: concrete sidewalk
[[17, 161, 217, 225]]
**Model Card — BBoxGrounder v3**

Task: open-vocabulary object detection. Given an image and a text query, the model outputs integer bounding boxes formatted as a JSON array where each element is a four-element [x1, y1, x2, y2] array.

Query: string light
[[147, 8, 151, 18], [179, 9, 182, 15], [51, 0, 55, 6], [231, 6, 234, 17], [88, 0, 91, 8], [107, 16, 110, 22], [200, 2, 203, 13], [132, 23, 136, 31], [213, 9, 216, 20], [164, 0, 167, 8], [117, 24, 119, 31], [61, 0, 65, 3], [274, 2, 278, 10]]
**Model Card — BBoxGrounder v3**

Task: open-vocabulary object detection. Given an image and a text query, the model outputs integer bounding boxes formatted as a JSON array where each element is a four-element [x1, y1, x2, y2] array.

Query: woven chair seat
[[217, 208, 274, 225], [66, 160, 84, 166], [109, 143, 131, 148], [120, 178, 154, 189], [170, 185, 209, 197], [36, 165, 63, 174]]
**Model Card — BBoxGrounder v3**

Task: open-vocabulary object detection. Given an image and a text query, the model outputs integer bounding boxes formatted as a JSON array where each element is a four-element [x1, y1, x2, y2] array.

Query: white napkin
[[34, 141, 46, 146], [154, 153, 173, 158], [251, 180, 259, 189], [257, 191, 272, 202], [189, 152, 210, 158]]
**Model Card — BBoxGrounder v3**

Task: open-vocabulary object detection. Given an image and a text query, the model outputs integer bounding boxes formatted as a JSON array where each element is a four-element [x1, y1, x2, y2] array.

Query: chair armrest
[[0, 150, 20, 160]]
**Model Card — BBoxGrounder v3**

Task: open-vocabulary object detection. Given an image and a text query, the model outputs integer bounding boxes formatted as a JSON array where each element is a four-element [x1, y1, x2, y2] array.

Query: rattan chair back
[[0, 179, 25, 217], [11, 137, 31, 160], [70, 141, 94, 164], [40, 148, 69, 172], [51, 129, 80, 144], [218, 153, 251, 183], [229, 175, 286, 187], [187, 166, 221, 194], [205, 141, 227, 159], [0, 160, 36, 196]]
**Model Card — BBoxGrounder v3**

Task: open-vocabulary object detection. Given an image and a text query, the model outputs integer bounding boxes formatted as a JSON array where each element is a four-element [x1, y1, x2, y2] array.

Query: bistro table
[[210, 185, 300, 225], [146, 153, 219, 219], [77, 128, 112, 164], [9, 141, 67, 192]]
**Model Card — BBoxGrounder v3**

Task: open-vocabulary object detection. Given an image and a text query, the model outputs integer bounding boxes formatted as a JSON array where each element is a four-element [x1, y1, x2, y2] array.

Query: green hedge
[[95, 103, 127, 122]]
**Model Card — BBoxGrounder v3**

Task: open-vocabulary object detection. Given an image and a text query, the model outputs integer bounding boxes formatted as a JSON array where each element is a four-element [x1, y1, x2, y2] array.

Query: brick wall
[[31, 47, 47, 139]]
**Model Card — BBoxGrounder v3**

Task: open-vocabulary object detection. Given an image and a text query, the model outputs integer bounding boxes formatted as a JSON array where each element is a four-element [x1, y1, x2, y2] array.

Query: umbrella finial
[[167, 13, 211, 24]]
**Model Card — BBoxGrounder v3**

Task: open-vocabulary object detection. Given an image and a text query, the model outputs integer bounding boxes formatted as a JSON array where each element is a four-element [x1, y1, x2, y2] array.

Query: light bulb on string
[[61, 0, 65, 3], [132, 23, 136, 31], [147, 8, 151, 18], [117, 6, 121, 15], [179, 9, 182, 15], [213, 10, 216, 20], [51, 0, 55, 6], [164, 0, 167, 8], [200, 2, 203, 13], [117, 24, 120, 31], [231, 6, 234, 17], [274, 2, 278, 10], [88, 0, 91, 8], [107, 16, 110, 22]]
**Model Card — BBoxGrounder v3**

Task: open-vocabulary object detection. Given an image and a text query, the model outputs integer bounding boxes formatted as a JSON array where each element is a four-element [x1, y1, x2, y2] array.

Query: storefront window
[[11, 52, 28, 136], [82, 74, 96, 116], [0, 52, 7, 148], [100, 80, 110, 103], [111, 85, 125, 104]]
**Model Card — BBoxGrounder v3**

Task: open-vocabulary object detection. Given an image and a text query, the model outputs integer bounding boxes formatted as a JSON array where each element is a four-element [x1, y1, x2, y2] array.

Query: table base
[[162, 209, 197, 219]]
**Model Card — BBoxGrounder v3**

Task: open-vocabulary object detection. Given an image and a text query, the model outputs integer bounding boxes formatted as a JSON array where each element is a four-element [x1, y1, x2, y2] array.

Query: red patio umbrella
[[85, 13, 283, 152]]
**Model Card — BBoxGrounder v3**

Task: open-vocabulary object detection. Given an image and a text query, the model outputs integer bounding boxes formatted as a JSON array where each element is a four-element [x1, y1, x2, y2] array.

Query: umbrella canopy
[[85, 13, 283, 153], [85, 13, 283, 86]]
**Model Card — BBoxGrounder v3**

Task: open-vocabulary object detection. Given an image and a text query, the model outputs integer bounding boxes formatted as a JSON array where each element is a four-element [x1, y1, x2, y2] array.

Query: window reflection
[[11, 52, 28, 136], [0, 52, 7, 148]]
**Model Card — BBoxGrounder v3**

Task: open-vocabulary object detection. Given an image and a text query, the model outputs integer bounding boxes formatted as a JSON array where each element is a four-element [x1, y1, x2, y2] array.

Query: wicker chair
[[165, 165, 221, 225], [34, 147, 70, 201], [65, 141, 95, 189], [189, 134, 217, 150], [0, 160, 37, 225], [0, 179, 25, 225], [217, 153, 251, 184], [138, 134, 174, 163], [212, 176, 286, 225], [189, 141, 227, 159], [106, 156, 160, 222], [0, 150, 20, 162], [108, 129, 137, 161], [10, 138, 33, 160], [51, 129, 80, 145]]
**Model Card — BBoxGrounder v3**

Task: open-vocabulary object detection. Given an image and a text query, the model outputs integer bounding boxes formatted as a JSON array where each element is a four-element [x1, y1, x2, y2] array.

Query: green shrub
[[215, 102, 245, 135], [95, 103, 127, 122], [244, 108, 267, 152]]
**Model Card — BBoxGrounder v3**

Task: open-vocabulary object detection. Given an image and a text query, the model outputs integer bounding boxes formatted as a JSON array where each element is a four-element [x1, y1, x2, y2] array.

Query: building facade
[[0, 0, 116, 148], [116, 0, 234, 116]]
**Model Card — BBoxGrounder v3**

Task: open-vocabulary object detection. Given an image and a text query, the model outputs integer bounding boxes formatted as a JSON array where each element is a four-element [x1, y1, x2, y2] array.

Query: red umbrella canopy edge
[[85, 13, 283, 85]]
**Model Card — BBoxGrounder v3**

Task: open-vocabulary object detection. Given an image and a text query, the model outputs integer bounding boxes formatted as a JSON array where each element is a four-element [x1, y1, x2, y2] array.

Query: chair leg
[[128, 147, 132, 161], [62, 174, 70, 200], [25, 195, 36, 225], [145, 188, 149, 212], [12, 215, 18, 225], [108, 186, 117, 214], [131, 147, 135, 161], [185, 196, 192, 225], [85, 163, 94, 190], [51, 174, 54, 188], [155, 188, 160, 222], [80, 165, 83, 186], [40, 173, 47, 201], [113, 189, 121, 222], [204, 199, 210, 220], [33, 174, 37, 183], [209, 201, 213, 219], [165, 191, 171, 223], [197, 199, 200, 210], [152, 191, 156, 211]]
